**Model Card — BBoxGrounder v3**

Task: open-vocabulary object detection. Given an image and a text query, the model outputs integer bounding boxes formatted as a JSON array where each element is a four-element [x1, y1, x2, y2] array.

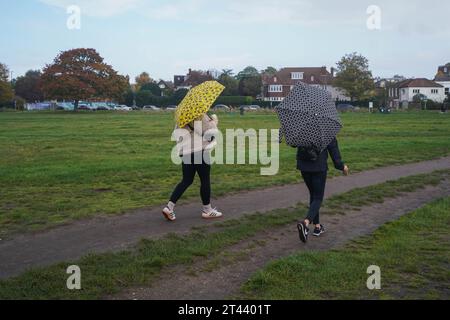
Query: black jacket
[[297, 138, 345, 172]]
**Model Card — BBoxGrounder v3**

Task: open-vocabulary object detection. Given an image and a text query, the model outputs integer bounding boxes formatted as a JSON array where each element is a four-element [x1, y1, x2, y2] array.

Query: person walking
[[162, 114, 223, 221], [296, 139, 349, 243]]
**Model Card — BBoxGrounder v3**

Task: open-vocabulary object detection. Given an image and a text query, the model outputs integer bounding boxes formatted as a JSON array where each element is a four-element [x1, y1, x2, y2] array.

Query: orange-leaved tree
[[41, 48, 128, 110]]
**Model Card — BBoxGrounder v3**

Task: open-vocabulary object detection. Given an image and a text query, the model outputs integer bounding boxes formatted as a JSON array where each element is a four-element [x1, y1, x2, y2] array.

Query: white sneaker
[[162, 207, 176, 221], [202, 208, 223, 219]]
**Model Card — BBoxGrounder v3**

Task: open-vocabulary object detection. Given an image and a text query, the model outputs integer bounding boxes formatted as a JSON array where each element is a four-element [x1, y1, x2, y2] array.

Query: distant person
[[297, 138, 349, 243], [162, 114, 223, 221]]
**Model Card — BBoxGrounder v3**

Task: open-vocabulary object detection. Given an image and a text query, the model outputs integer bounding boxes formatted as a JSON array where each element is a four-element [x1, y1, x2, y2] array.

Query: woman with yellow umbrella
[[162, 81, 225, 222]]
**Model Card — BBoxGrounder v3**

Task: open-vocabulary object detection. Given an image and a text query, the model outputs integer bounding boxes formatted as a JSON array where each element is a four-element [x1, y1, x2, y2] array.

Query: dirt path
[[111, 180, 450, 300], [0, 156, 449, 279]]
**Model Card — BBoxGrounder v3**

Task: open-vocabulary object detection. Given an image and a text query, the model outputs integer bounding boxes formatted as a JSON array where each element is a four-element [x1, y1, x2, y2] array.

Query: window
[[311, 76, 315, 82], [291, 72, 304, 80], [445, 88, 449, 94], [431, 89, 438, 94], [269, 85, 283, 93], [413, 89, 420, 94]]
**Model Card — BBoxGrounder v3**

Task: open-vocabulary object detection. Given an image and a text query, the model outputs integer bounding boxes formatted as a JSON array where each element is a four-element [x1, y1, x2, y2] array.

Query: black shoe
[[297, 221, 309, 243], [313, 224, 325, 237]]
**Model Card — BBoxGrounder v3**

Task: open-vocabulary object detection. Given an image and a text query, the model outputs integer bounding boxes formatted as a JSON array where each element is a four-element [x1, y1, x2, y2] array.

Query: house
[[434, 64, 450, 97], [391, 78, 446, 104], [375, 76, 406, 108], [174, 69, 214, 91], [262, 67, 349, 102], [157, 80, 174, 97]]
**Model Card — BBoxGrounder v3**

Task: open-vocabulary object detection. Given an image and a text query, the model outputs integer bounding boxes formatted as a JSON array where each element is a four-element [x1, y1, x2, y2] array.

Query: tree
[[0, 62, 14, 106], [236, 66, 259, 80], [15, 70, 44, 102], [41, 48, 128, 110], [239, 76, 262, 97], [0, 63, 9, 82], [218, 73, 239, 96], [135, 72, 154, 90], [333, 52, 375, 101], [262, 66, 277, 76], [221, 69, 234, 77], [172, 88, 189, 105], [140, 82, 161, 96]]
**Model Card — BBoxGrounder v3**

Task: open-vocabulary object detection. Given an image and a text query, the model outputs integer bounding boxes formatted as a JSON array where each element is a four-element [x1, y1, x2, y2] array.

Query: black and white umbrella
[[276, 81, 342, 151]]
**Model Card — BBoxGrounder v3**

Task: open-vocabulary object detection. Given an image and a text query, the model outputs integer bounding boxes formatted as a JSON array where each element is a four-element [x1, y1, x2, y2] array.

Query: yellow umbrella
[[175, 81, 225, 127]]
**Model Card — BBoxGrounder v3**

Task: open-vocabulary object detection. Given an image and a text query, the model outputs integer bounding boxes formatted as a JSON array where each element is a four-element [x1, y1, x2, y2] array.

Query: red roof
[[263, 67, 333, 86], [397, 78, 443, 88]]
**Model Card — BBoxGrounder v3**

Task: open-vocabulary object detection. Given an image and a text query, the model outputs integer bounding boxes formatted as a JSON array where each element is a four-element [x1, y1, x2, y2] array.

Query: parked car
[[116, 105, 132, 111], [213, 104, 230, 111], [336, 104, 355, 112], [166, 105, 177, 111], [78, 104, 91, 111], [241, 105, 261, 111], [143, 105, 161, 111]]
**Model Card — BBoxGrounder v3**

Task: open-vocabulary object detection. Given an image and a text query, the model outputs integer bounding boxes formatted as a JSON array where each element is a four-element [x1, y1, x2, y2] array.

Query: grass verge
[[241, 197, 450, 300]]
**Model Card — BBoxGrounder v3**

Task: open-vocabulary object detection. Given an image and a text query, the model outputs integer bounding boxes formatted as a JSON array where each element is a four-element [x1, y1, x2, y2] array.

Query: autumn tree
[[135, 72, 154, 90], [0, 62, 14, 105], [333, 52, 375, 101], [41, 48, 128, 110], [15, 70, 44, 102]]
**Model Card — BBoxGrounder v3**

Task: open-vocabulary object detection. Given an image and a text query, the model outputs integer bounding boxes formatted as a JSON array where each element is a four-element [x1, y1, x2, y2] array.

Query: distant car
[[78, 105, 91, 111], [166, 105, 177, 111], [336, 104, 355, 112], [213, 104, 230, 111], [96, 106, 111, 111], [241, 105, 261, 111], [116, 105, 132, 111], [143, 105, 161, 111]]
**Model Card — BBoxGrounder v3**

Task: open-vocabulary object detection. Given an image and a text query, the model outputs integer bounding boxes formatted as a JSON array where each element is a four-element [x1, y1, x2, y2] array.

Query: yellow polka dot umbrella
[[175, 81, 225, 128]]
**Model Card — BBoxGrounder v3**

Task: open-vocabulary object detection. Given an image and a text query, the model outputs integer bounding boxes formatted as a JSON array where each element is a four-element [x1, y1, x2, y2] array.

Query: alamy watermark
[[366, 265, 381, 290], [67, 5, 81, 30], [366, 5, 381, 30], [66, 265, 81, 290], [171, 121, 280, 176]]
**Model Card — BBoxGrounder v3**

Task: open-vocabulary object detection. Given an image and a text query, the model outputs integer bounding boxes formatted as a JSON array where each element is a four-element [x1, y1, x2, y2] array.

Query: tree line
[[0, 48, 384, 110]]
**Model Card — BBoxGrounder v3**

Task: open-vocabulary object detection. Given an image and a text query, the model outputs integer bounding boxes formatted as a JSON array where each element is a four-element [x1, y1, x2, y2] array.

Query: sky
[[1, 0, 449, 82]]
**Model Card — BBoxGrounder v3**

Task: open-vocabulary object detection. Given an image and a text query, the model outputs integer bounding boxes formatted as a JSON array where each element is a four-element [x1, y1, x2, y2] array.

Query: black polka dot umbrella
[[275, 81, 342, 151]]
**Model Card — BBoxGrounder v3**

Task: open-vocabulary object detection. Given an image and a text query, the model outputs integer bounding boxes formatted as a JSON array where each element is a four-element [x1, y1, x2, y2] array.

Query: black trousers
[[170, 153, 211, 205], [301, 171, 327, 225]]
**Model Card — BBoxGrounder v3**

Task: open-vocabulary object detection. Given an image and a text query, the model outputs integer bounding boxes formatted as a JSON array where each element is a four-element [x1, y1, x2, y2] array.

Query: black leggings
[[170, 154, 211, 205], [301, 171, 327, 225]]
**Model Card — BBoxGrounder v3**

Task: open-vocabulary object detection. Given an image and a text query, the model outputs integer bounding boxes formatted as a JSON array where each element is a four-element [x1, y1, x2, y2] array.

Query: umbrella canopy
[[275, 81, 342, 151], [175, 81, 225, 127]]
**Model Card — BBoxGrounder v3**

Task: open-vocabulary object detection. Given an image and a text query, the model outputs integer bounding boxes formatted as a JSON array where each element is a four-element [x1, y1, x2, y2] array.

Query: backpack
[[297, 146, 320, 162]]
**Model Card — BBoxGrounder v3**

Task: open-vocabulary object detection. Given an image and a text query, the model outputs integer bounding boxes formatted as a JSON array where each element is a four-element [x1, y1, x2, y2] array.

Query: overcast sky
[[1, 0, 449, 81]]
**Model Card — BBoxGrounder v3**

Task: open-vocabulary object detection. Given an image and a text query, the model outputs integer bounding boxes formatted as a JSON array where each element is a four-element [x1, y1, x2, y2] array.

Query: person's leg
[[169, 161, 196, 204], [196, 161, 211, 206], [305, 171, 327, 226], [301, 171, 314, 205]]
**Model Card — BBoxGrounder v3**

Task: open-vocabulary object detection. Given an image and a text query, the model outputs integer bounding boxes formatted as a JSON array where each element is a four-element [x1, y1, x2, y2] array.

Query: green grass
[[0, 110, 449, 236], [0, 170, 446, 300], [241, 197, 450, 300], [322, 169, 450, 214]]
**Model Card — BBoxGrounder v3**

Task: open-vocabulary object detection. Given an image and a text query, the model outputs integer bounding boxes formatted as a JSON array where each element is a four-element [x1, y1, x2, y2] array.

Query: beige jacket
[[175, 114, 219, 156]]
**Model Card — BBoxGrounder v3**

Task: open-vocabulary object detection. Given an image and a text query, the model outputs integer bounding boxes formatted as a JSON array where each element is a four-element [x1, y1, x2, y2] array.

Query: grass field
[[0, 170, 446, 299], [0, 110, 449, 236], [241, 196, 450, 300]]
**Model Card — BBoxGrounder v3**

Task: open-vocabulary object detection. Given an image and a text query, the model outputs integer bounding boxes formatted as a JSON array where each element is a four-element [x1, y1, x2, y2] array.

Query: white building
[[397, 78, 445, 103]]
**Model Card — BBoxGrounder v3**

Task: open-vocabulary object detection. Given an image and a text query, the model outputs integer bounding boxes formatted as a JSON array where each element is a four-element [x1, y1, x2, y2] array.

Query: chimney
[[188, 68, 192, 75], [330, 67, 336, 77]]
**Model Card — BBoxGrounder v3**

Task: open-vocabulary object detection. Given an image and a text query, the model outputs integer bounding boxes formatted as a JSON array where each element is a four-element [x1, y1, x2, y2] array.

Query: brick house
[[174, 69, 213, 91], [262, 67, 349, 102]]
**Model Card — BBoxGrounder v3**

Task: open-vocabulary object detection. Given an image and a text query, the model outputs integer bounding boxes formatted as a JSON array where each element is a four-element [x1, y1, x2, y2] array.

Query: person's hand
[[343, 165, 349, 176]]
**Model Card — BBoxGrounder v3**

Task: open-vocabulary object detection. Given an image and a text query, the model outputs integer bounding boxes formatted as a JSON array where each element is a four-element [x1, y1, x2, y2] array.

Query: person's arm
[[327, 138, 345, 171]]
